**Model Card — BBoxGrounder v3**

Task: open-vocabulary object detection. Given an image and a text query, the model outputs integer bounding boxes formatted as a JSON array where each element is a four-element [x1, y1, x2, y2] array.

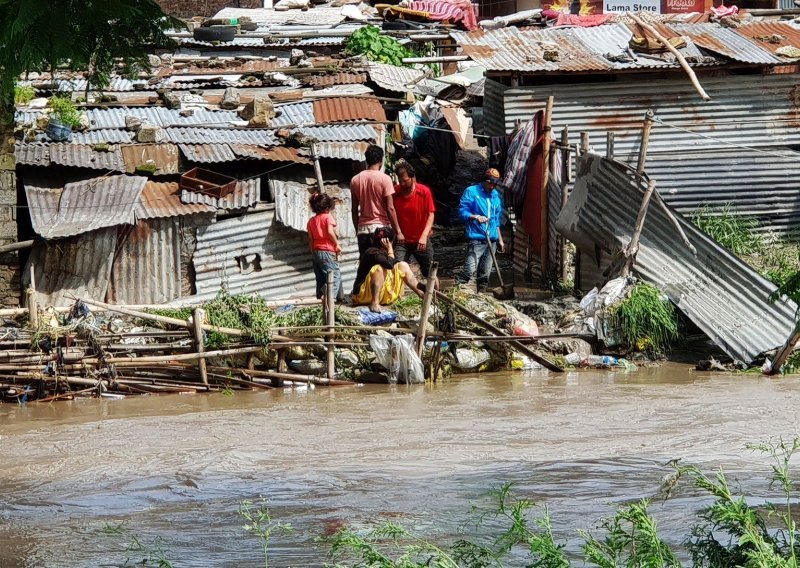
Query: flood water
[[1, 364, 799, 567]]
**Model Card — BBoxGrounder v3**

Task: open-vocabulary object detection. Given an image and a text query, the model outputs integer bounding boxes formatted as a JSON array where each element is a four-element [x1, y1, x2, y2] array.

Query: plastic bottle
[[585, 355, 619, 367]]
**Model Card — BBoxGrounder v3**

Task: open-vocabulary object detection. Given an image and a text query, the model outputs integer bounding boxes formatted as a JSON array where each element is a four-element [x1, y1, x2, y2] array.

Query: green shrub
[[692, 203, 763, 256], [610, 282, 678, 355], [14, 84, 35, 105], [48, 95, 81, 128], [345, 25, 418, 67]]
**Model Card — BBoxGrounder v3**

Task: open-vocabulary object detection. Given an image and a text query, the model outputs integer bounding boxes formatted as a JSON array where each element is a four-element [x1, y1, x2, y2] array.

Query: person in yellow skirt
[[351, 227, 426, 313]]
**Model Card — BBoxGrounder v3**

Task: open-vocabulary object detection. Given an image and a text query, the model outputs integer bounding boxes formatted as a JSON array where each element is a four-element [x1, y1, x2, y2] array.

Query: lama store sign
[[546, 0, 705, 13]]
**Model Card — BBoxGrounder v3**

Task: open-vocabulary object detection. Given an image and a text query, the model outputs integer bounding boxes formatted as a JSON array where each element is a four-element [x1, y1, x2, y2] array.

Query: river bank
[[1, 369, 798, 566]]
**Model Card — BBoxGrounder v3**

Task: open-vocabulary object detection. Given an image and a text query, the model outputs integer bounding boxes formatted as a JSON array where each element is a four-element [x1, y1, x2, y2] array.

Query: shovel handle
[[485, 233, 505, 288]]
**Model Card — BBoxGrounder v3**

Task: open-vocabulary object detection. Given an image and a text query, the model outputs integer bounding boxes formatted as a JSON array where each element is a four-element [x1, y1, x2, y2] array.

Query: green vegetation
[[239, 498, 293, 568], [610, 282, 679, 356], [13, 84, 35, 105], [47, 95, 81, 128], [149, 291, 360, 348], [692, 204, 763, 256], [345, 25, 418, 67]]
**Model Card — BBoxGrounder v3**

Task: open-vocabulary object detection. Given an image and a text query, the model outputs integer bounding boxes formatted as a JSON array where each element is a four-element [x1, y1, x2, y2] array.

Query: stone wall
[[0, 144, 20, 307], [155, 0, 263, 17]]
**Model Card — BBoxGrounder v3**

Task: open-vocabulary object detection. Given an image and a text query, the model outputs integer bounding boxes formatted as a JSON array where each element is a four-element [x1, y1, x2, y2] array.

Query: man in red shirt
[[393, 160, 436, 281]]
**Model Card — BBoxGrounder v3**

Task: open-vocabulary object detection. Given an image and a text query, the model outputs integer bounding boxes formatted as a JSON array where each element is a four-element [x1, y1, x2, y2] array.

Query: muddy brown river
[[1, 365, 798, 567]]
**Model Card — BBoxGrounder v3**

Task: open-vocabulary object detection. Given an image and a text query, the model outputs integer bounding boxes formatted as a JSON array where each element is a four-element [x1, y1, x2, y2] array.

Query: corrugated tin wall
[[483, 79, 508, 138], [108, 219, 183, 305], [492, 72, 800, 236], [193, 209, 359, 301]]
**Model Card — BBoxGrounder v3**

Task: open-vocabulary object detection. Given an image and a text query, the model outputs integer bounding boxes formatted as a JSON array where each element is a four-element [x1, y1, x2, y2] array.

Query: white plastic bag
[[369, 334, 425, 384]]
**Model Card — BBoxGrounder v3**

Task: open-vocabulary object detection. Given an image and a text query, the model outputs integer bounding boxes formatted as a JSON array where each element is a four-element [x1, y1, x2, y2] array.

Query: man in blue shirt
[[455, 168, 506, 293]]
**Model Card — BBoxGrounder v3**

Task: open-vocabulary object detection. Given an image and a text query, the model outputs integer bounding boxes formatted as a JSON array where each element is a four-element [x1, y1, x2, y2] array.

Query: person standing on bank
[[350, 144, 403, 294], [392, 160, 436, 283], [455, 168, 505, 293], [307, 193, 342, 300]]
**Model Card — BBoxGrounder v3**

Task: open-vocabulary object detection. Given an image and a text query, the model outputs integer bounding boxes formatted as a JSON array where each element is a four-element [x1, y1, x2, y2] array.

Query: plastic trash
[[369, 334, 424, 384], [359, 308, 397, 326], [565, 353, 636, 370], [452, 347, 491, 370]]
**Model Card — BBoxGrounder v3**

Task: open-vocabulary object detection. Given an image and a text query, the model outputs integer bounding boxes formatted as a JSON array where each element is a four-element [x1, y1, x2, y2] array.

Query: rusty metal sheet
[[15, 143, 50, 167], [192, 209, 359, 302], [306, 72, 368, 88], [214, 6, 348, 25], [25, 175, 148, 239], [669, 23, 781, 64], [121, 144, 180, 175], [108, 218, 182, 305], [24, 227, 118, 307], [49, 144, 126, 172], [368, 62, 426, 92], [312, 97, 386, 123], [271, 175, 355, 238], [555, 154, 797, 364], [300, 141, 368, 161], [229, 144, 311, 164], [137, 181, 215, 220], [165, 127, 279, 145], [180, 178, 260, 210], [178, 143, 237, 164], [735, 22, 800, 60]]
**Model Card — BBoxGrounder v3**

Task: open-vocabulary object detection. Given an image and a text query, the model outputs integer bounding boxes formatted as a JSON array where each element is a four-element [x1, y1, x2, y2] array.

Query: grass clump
[[692, 203, 763, 256], [14, 84, 35, 105], [48, 95, 82, 128], [609, 282, 678, 356]]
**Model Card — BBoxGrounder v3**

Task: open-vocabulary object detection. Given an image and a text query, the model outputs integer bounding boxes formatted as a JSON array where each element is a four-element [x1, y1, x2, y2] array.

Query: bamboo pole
[[415, 263, 438, 356], [82, 345, 263, 365], [27, 265, 38, 330], [637, 111, 654, 175], [312, 143, 326, 193], [628, 13, 711, 102], [766, 321, 800, 375], [559, 127, 571, 283], [325, 271, 335, 380], [623, 179, 658, 276], [433, 291, 563, 372], [192, 308, 208, 385], [540, 96, 554, 282]]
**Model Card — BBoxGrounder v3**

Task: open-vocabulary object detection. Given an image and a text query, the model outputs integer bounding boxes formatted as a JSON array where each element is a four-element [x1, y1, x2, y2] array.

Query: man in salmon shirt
[[350, 144, 403, 295], [392, 160, 437, 285]]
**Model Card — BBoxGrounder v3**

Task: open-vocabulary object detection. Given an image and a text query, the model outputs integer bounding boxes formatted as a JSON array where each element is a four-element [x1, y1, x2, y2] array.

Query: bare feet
[[369, 303, 382, 313]]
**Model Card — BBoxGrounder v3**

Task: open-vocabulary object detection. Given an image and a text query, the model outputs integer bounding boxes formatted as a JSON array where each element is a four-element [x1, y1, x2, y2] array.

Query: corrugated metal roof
[[313, 97, 386, 123], [294, 123, 377, 141], [213, 6, 348, 25], [66, 130, 136, 144], [25, 181, 63, 237], [180, 178, 261, 210], [179, 36, 268, 48], [262, 36, 348, 47], [669, 23, 780, 64], [555, 154, 797, 364], [273, 101, 315, 127], [499, 73, 800, 158], [302, 140, 368, 161], [25, 227, 118, 307], [108, 218, 182, 305], [84, 107, 240, 130], [48, 144, 126, 172], [15, 143, 50, 167], [306, 72, 367, 88], [178, 143, 237, 163], [192, 208, 359, 301], [17, 77, 148, 93], [25, 175, 148, 239], [137, 181, 215, 220], [453, 24, 719, 72], [121, 144, 181, 174], [165, 127, 279, 145], [368, 62, 426, 92], [735, 22, 800, 60], [271, 175, 356, 237], [230, 144, 311, 163]]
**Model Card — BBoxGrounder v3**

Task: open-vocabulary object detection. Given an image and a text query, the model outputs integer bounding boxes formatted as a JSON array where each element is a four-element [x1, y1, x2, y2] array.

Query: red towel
[[406, 0, 479, 30]]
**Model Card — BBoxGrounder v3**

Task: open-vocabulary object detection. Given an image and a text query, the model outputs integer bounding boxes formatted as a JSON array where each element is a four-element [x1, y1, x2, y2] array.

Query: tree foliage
[[0, 0, 182, 117]]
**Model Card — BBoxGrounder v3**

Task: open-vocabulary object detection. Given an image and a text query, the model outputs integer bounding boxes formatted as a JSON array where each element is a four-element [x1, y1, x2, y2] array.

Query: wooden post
[[192, 308, 208, 385], [767, 320, 800, 375], [628, 12, 711, 102], [622, 179, 657, 276], [325, 270, 335, 380], [311, 143, 326, 193], [540, 96, 554, 283], [415, 262, 439, 356], [27, 264, 38, 330], [559, 128, 571, 283], [606, 132, 615, 161], [637, 111, 654, 175], [580, 132, 590, 155]]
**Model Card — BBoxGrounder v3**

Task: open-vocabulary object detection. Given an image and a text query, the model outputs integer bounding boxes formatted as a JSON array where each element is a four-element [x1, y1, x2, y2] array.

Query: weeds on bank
[[692, 204, 763, 256], [239, 497, 293, 568], [610, 282, 679, 356]]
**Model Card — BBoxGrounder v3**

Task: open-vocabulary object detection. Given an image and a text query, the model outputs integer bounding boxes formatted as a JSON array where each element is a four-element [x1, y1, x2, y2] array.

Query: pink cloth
[[350, 169, 395, 227], [406, 0, 478, 30], [555, 13, 613, 27], [711, 4, 739, 16]]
